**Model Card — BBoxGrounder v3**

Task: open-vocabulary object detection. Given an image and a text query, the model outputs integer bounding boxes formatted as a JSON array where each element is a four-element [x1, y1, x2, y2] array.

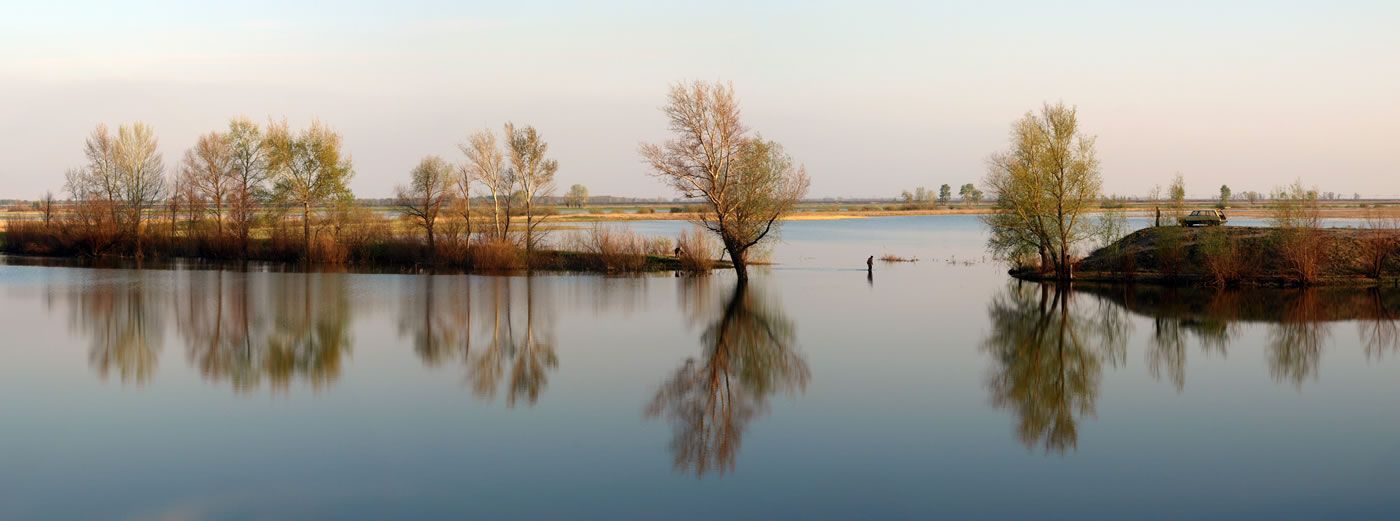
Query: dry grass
[[879, 254, 918, 262], [676, 227, 717, 272], [470, 238, 521, 270]]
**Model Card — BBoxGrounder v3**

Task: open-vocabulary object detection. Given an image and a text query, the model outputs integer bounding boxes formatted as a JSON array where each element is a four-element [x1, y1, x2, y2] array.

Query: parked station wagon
[[1179, 209, 1227, 227]]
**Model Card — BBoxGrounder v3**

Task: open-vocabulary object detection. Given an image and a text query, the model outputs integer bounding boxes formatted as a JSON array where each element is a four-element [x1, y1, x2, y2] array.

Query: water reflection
[[179, 271, 353, 392], [1078, 285, 1400, 388], [396, 275, 558, 407], [54, 272, 166, 384], [981, 282, 1126, 453], [646, 280, 810, 476], [983, 282, 1400, 451]]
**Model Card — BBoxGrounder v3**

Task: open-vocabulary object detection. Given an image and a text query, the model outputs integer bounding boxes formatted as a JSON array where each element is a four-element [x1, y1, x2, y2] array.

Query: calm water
[[2, 215, 1398, 520]]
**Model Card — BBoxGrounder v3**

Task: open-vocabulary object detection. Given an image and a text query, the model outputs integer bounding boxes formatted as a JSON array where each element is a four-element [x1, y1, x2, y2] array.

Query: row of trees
[[897, 183, 984, 207], [391, 123, 559, 260], [16, 81, 810, 281], [56, 118, 353, 259]]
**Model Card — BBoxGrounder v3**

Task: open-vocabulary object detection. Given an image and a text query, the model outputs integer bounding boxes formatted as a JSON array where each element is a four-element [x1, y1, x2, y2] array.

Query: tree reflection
[[1266, 290, 1329, 388], [1076, 284, 1400, 388], [397, 274, 472, 367], [462, 277, 557, 407], [65, 272, 166, 385], [981, 282, 1127, 453], [178, 272, 353, 392], [646, 280, 809, 477], [1360, 288, 1400, 360]]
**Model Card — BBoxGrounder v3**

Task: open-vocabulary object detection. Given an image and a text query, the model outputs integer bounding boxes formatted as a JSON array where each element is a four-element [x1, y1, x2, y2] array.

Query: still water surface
[[2, 215, 1398, 520]]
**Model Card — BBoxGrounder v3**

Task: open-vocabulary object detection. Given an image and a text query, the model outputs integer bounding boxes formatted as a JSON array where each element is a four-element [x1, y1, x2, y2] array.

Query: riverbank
[[1012, 225, 1400, 286], [0, 224, 723, 275]]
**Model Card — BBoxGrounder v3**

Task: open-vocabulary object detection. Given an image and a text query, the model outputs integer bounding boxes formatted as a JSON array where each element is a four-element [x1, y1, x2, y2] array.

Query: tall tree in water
[[265, 120, 354, 259], [640, 81, 809, 283], [983, 102, 1101, 279]]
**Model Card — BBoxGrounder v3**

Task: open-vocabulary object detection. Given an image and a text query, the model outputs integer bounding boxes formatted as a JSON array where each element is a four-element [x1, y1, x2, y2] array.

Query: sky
[[2, 0, 1398, 199]]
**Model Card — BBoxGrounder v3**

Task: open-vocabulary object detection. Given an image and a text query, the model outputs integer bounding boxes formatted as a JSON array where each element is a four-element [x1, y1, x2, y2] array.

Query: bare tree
[[394, 155, 455, 258], [266, 119, 354, 259], [180, 131, 235, 236], [38, 191, 56, 226], [227, 117, 270, 256], [112, 122, 167, 255], [505, 122, 558, 256], [460, 129, 512, 240], [639, 81, 810, 283], [72, 124, 121, 224], [1359, 207, 1398, 279], [983, 102, 1101, 278], [452, 162, 474, 239]]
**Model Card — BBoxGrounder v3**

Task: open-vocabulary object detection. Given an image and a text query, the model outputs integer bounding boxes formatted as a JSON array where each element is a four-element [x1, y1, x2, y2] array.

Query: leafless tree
[[460, 129, 512, 240], [1359, 207, 1399, 279], [505, 123, 559, 256], [38, 191, 56, 226], [394, 155, 456, 257], [180, 131, 235, 236], [453, 163, 473, 239], [640, 81, 810, 283]]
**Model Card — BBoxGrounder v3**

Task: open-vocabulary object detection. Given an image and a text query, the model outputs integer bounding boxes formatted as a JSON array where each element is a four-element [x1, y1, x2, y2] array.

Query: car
[[1179, 209, 1227, 227]]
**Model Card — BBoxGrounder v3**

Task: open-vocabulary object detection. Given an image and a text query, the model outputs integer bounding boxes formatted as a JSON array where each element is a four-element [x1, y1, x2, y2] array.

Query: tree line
[[6, 81, 812, 281]]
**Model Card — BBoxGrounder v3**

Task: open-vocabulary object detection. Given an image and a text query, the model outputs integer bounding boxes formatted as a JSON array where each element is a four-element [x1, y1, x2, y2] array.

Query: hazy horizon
[[3, 1, 1397, 200]]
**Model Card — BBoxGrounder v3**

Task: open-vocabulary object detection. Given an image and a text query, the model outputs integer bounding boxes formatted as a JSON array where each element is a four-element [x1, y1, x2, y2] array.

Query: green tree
[[1168, 173, 1186, 219], [1218, 184, 1231, 209], [227, 117, 270, 257], [938, 184, 952, 205], [959, 183, 984, 205], [266, 119, 354, 259], [504, 123, 558, 256], [565, 184, 589, 208], [983, 103, 1102, 278]]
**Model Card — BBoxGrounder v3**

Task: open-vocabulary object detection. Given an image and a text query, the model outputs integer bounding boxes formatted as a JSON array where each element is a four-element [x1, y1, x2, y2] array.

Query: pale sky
[[2, 0, 1398, 199]]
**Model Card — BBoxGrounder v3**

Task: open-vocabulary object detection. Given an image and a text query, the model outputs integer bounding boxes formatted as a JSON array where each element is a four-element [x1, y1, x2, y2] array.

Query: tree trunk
[[302, 202, 311, 261], [726, 241, 748, 283], [427, 226, 436, 262]]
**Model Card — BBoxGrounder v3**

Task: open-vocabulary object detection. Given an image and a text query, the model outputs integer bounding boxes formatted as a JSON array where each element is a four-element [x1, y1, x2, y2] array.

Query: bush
[[1199, 227, 1244, 286], [676, 227, 717, 272], [1156, 227, 1187, 279], [569, 225, 647, 272], [637, 207, 656, 214], [471, 238, 521, 270]]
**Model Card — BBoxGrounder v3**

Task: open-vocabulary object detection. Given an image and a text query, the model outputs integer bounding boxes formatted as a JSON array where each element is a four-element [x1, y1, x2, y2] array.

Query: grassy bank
[[1015, 226, 1400, 286], [0, 221, 723, 275]]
